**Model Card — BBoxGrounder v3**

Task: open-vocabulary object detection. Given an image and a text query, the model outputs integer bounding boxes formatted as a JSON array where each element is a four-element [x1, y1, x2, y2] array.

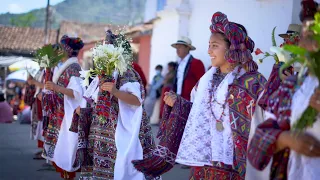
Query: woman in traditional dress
[[26, 68, 45, 158], [42, 35, 84, 180], [248, 46, 320, 179], [133, 12, 266, 179], [248, 1, 320, 179], [26, 44, 61, 160], [75, 30, 156, 180]]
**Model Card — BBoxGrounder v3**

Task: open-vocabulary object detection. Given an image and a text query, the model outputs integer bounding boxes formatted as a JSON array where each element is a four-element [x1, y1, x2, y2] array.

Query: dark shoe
[[33, 153, 43, 160]]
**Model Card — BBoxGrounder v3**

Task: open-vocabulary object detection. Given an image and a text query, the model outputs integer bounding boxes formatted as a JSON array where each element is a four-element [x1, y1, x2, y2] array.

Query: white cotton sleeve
[[66, 76, 83, 102], [119, 82, 143, 107], [114, 82, 144, 180], [54, 76, 84, 172]]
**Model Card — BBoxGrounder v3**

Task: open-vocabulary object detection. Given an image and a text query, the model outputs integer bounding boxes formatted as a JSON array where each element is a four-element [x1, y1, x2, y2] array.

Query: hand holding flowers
[[100, 82, 118, 95]]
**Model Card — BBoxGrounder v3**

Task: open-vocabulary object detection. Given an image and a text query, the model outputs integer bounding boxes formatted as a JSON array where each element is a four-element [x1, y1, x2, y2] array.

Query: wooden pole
[[44, 0, 50, 44]]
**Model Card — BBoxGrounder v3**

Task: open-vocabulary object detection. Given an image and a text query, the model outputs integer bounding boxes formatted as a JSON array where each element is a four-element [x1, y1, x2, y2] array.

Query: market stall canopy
[[0, 56, 34, 67], [5, 69, 28, 82], [8, 59, 39, 77]]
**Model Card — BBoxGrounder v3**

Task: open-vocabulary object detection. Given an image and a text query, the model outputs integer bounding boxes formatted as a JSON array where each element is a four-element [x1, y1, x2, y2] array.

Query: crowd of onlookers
[[144, 62, 177, 120], [0, 79, 31, 124]]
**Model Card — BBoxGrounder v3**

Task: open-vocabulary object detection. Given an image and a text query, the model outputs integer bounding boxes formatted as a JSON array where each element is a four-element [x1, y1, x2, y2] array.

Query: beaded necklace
[[208, 67, 240, 132]]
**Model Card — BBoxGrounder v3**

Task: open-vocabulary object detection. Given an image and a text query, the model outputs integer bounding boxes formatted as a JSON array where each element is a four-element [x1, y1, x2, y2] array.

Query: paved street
[[0, 122, 189, 180]]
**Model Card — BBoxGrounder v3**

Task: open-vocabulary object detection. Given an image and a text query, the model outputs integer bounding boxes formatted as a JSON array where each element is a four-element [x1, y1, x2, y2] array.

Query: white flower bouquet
[[80, 33, 133, 87], [80, 32, 133, 125]]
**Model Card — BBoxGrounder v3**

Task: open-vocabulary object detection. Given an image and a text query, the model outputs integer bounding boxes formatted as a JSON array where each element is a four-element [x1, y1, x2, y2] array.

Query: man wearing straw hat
[[171, 36, 205, 102], [280, 24, 303, 73], [258, 24, 303, 110], [279, 24, 302, 40]]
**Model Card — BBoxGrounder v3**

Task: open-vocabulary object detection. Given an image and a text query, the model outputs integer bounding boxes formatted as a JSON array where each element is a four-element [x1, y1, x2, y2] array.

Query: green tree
[[10, 12, 36, 27]]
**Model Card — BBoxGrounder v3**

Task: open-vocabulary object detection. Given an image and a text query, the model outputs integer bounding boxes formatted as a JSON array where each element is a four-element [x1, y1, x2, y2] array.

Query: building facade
[[145, 0, 304, 81]]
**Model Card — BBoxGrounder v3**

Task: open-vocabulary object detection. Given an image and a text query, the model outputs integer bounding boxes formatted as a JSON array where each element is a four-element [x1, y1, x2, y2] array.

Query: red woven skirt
[[52, 162, 78, 179], [37, 140, 44, 148]]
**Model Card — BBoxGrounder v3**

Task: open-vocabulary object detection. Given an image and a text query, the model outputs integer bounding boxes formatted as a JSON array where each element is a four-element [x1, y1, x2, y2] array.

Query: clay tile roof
[[0, 25, 58, 55], [125, 23, 153, 38], [58, 21, 125, 43]]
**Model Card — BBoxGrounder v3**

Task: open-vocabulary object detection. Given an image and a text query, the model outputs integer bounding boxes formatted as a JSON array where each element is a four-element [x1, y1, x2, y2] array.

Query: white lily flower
[[91, 42, 131, 77], [40, 62, 48, 68], [80, 79, 89, 88], [79, 69, 91, 87], [293, 62, 302, 72], [270, 47, 291, 63], [79, 69, 90, 79], [39, 55, 50, 67]]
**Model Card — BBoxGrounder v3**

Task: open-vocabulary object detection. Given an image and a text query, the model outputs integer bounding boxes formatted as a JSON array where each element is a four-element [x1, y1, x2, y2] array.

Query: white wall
[[144, 0, 157, 23], [188, 0, 295, 78], [292, 0, 302, 24], [148, 10, 180, 82], [148, 0, 314, 80]]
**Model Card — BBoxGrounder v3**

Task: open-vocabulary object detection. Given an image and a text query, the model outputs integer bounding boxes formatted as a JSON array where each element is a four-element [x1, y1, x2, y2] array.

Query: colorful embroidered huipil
[[77, 69, 156, 180]]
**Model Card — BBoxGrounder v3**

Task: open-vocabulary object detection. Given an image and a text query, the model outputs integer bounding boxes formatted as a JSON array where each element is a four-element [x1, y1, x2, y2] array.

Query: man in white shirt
[[171, 36, 205, 101], [171, 36, 205, 169]]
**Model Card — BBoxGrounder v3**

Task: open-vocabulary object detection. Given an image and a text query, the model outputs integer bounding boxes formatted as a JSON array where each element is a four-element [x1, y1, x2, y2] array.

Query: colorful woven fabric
[[248, 75, 298, 180], [24, 84, 36, 106], [30, 99, 42, 139], [79, 69, 156, 179], [133, 96, 193, 177], [133, 72, 266, 178], [41, 69, 53, 138], [189, 165, 241, 180], [25, 83, 38, 140], [300, 0, 318, 22], [60, 35, 84, 57], [42, 63, 81, 159], [227, 72, 266, 178], [52, 162, 78, 179], [210, 12, 258, 72], [97, 75, 115, 123], [30, 71, 45, 139], [258, 63, 282, 110], [258, 63, 294, 110], [70, 107, 93, 168]]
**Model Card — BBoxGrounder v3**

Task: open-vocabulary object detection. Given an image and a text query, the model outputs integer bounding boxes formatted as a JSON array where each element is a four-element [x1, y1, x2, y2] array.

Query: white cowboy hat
[[279, 24, 302, 38], [171, 36, 196, 50]]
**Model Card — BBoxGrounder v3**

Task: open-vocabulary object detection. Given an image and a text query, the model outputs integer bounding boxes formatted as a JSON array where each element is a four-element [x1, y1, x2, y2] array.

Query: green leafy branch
[[34, 44, 65, 68]]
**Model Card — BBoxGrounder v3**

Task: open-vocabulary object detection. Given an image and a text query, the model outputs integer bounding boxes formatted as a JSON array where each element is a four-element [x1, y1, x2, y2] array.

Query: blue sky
[[0, 0, 65, 14]]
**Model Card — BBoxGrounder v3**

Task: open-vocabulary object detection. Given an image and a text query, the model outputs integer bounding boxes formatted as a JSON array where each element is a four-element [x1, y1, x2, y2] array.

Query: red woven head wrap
[[300, 0, 318, 22], [209, 12, 258, 72]]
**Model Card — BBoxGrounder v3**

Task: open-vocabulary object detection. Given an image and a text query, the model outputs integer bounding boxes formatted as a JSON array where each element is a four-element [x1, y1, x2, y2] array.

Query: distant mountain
[[0, 0, 146, 28]]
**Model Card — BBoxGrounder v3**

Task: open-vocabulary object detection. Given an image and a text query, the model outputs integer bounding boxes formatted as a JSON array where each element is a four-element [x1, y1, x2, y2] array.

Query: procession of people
[[20, 0, 320, 179]]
